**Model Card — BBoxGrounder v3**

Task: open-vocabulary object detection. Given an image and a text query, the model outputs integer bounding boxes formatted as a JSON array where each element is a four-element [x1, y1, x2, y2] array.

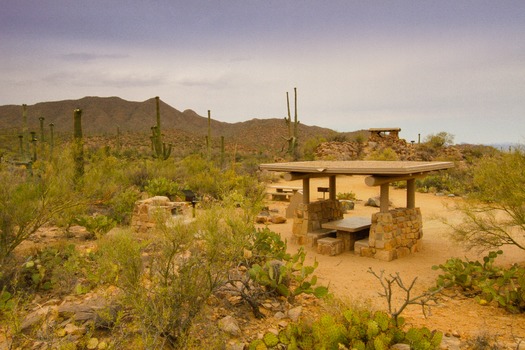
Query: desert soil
[[263, 175, 525, 346]]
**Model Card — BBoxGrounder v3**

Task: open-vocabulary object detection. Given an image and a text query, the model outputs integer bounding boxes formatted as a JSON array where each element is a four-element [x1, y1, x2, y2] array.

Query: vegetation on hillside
[[0, 99, 524, 348]]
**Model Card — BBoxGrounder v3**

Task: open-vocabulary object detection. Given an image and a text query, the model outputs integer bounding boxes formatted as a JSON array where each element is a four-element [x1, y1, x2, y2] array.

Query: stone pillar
[[407, 178, 416, 209], [329, 175, 336, 200], [302, 177, 310, 204]]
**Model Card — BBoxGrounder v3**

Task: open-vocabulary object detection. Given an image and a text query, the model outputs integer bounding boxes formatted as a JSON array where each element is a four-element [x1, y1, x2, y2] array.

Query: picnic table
[[321, 217, 371, 251], [266, 185, 302, 201]]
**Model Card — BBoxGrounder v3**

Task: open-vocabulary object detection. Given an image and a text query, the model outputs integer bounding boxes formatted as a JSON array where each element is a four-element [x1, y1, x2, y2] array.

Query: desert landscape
[[262, 175, 525, 347]]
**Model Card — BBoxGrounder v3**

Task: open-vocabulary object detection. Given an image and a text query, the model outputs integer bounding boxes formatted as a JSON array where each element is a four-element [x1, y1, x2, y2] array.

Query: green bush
[[74, 214, 116, 239], [108, 186, 141, 224], [337, 191, 357, 201], [248, 247, 328, 303], [253, 308, 442, 349], [144, 177, 180, 199], [365, 147, 399, 161], [17, 242, 94, 295], [433, 251, 525, 313]]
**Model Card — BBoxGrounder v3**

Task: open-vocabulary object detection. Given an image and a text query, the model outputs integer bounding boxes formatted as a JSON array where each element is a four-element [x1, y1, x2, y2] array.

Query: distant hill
[[0, 96, 364, 156]]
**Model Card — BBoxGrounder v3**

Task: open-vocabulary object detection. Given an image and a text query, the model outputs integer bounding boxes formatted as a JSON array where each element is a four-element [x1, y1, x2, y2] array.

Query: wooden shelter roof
[[259, 160, 453, 177]]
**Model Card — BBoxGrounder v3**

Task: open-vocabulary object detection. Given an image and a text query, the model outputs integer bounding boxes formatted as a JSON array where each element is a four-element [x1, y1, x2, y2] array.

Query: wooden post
[[380, 183, 389, 213], [302, 177, 310, 204], [329, 175, 336, 200], [407, 178, 416, 209]]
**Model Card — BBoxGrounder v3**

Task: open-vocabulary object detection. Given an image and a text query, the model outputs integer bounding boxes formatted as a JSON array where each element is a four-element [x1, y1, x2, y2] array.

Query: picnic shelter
[[259, 160, 453, 261]]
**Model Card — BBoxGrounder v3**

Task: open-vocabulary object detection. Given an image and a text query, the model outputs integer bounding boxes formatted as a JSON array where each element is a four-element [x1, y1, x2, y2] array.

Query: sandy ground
[[263, 175, 525, 346]]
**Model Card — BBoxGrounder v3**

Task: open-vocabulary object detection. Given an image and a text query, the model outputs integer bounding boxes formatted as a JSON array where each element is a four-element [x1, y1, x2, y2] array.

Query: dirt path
[[263, 175, 525, 346]]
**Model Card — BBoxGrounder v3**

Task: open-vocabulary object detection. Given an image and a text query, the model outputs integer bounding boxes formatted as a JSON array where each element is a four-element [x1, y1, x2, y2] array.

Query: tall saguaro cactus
[[49, 123, 55, 154], [73, 109, 84, 181], [207, 110, 212, 159], [285, 87, 299, 159], [21, 104, 30, 161], [39, 117, 45, 142], [151, 96, 172, 160]]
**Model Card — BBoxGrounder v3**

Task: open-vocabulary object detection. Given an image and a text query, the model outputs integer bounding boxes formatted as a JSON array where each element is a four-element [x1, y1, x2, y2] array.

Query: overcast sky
[[1, 1, 524, 145]]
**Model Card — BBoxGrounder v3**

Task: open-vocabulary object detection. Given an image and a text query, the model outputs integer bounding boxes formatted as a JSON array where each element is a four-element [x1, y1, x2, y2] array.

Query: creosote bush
[[447, 149, 525, 252]]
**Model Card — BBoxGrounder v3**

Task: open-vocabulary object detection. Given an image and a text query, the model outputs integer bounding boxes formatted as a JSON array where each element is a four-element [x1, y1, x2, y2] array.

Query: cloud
[[43, 69, 168, 89], [60, 52, 129, 62]]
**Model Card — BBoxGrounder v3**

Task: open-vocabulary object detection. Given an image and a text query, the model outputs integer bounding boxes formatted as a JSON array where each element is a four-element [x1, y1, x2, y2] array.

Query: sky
[[1, 1, 524, 145]]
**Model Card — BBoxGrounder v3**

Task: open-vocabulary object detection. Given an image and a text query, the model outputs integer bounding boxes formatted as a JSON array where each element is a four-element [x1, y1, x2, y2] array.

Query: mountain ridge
[[0, 96, 359, 156]]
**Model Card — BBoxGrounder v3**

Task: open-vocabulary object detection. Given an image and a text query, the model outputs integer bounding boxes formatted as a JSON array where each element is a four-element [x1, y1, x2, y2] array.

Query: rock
[[20, 305, 56, 333], [440, 335, 461, 350], [274, 311, 286, 319], [57, 295, 120, 328], [270, 214, 287, 224], [340, 200, 355, 211], [226, 342, 246, 350], [255, 215, 269, 224], [288, 306, 302, 322], [64, 323, 86, 335], [218, 315, 241, 337], [365, 196, 393, 208], [86, 337, 99, 349], [365, 196, 381, 207]]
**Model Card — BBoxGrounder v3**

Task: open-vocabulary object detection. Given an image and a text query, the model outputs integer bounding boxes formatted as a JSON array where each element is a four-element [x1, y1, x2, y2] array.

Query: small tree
[[447, 149, 525, 251], [0, 160, 82, 276], [424, 131, 455, 148]]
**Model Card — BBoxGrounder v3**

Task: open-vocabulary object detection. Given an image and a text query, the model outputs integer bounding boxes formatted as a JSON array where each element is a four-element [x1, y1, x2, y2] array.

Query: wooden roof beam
[[365, 174, 426, 187]]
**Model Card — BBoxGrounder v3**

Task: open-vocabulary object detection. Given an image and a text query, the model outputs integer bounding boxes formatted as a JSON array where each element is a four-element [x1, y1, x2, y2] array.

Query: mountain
[[0, 96, 361, 156]]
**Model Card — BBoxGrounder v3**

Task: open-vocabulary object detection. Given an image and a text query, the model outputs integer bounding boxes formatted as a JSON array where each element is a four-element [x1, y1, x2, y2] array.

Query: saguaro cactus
[[30, 131, 37, 161], [207, 110, 212, 159], [49, 123, 55, 154], [151, 96, 172, 160], [39, 117, 45, 142], [284, 87, 300, 159], [73, 109, 84, 180], [21, 104, 30, 161]]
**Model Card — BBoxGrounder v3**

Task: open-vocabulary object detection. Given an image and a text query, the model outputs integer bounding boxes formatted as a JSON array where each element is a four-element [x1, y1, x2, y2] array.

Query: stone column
[[302, 177, 310, 204], [407, 178, 416, 209]]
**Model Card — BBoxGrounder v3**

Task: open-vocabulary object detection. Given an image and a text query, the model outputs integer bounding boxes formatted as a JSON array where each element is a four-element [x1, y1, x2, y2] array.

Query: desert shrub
[[108, 186, 141, 224], [97, 204, 255, 348], [303, 136, 327, 160], [366, 147, 399, 161], [416, 173, 450, 193], [424, 131, 455, 149], [15, 242, 94, 295], [74, 214, 116, 239], [433, 250, 525, 313], [447, 149, 525, 252], [337, 191, 357, 201], [144, 177, 180, 199], [0, 158, 83, 275], [96, 229, 144, 289]]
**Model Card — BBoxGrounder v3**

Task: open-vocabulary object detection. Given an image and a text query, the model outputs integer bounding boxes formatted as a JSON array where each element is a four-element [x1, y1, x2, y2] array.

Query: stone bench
[[317, 237, 344, 256], [354, 238, 370, 255], [306, 228, 336, 248]]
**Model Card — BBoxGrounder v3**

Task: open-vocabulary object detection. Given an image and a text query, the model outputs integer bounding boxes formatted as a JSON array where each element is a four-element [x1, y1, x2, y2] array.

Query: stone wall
[[292, 199, 344, 244], [360, 207, 423, 261], [131, 196, 187, 232]]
